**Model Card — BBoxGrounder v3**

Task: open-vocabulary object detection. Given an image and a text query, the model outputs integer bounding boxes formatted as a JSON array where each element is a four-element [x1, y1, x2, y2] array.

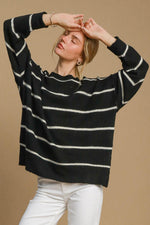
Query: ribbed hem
[[107, 36, 127, 56], [32, 11, 49, 29]]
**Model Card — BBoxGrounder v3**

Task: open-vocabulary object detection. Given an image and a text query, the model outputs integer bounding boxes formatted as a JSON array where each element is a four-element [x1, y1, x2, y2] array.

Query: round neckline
[[50, 71, 88, 81], [51, 71, 80, 81]]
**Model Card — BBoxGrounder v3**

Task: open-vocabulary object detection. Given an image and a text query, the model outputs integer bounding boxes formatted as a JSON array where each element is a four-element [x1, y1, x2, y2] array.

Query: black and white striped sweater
[[3, 11, 149, 187]]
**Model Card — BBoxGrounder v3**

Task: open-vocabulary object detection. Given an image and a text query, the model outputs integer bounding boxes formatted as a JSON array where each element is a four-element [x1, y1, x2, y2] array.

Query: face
[[54, 29, 86, 63]]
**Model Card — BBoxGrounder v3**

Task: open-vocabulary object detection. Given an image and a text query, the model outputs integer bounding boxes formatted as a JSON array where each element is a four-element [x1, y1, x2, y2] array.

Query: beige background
[[0, 0, 150, 225]]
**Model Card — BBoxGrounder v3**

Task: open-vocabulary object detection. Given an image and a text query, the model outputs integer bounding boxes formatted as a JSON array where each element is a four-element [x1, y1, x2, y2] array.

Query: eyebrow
[[72, 34, 81, 43], [65, 30, 81, 43]]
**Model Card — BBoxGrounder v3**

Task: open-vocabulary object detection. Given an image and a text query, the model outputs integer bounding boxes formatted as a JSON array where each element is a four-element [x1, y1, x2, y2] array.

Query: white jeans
[[19, 176, 103, 225]]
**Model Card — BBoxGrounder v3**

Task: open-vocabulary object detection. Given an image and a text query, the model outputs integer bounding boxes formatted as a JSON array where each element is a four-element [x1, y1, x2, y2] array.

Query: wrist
[[42, 13, 51, 26], [42, 13, 58, 26], [50, 13, 59, 25], [98, 30, 116, 47]]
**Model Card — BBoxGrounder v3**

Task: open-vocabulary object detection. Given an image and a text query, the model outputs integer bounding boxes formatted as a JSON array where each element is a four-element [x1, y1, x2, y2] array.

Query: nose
[[61, 34, 70, 43]]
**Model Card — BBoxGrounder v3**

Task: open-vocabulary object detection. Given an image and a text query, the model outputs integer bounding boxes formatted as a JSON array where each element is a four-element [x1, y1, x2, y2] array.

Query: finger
[[74, 14, 84, 18], [72, 22, 82, 27], [83, 21, 87, 25], [69, 24, 82, 29], [80, 20, 84, 27], [68, 27, 82, 32], [76, 24, 82, 28], [89, 18, 95, 25], [81, 26, 88, 32], [74, 17, 84, 24], [84, 19, 92, 26], [72, 26, 82, 30], [85, 21, 91, 29], [74, 16, 84, 21], [83, 21, 89, 28], [78, 18, 84, 25], [74, 17, 83, 23]]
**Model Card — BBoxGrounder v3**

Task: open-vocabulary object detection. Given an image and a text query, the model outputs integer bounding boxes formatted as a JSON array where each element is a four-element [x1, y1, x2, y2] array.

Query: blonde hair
[[51, 30, 99, 81]]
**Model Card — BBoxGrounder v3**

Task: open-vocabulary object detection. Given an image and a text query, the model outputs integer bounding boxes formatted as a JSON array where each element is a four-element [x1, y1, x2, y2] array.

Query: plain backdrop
[[0, 0, 150, 225]]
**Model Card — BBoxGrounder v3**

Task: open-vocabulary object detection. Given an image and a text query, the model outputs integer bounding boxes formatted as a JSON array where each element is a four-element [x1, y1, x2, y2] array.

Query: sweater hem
[[18, 151, 109, 188]]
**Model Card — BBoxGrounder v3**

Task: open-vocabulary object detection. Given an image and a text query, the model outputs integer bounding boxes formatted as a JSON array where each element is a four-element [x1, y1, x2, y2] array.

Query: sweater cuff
[[32, 11, 49, 29], [107, 36, 127, 56]]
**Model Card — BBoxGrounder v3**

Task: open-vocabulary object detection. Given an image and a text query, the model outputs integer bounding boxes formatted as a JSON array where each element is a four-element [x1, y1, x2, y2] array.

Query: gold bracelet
[[50, 12, 57, 27]]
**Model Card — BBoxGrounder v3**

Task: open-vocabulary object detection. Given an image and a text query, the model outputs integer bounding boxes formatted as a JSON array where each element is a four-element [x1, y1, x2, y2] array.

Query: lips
[[57, 42, 64, 49]]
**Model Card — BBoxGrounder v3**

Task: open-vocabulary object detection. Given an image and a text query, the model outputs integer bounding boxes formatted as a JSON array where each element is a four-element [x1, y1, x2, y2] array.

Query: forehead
[[64, 29, 85, 41]]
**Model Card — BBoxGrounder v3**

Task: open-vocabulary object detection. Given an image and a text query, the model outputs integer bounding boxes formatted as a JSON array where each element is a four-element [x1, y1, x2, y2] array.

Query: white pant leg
[[67, 183, 103, 225], [19, 177, 67, 225]]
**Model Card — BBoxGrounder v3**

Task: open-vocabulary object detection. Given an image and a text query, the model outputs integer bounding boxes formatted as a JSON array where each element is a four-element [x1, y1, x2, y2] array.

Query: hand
[[52, 13, 84, 31], [81, 17, 106, 40]]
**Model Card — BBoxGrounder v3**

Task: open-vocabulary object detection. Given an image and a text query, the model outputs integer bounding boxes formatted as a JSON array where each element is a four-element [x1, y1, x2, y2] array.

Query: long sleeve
[[3, 11, 49, 90], [107, 36, 149, 112]]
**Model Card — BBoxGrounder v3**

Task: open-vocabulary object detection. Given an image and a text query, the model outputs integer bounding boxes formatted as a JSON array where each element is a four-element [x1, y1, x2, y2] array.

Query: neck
[[53, 59, 77, 78]]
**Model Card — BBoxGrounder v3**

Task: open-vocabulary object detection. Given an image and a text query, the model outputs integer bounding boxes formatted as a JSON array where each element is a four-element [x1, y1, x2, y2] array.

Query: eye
[[64, 30, 69, 35], [72, 39, 76, 44]]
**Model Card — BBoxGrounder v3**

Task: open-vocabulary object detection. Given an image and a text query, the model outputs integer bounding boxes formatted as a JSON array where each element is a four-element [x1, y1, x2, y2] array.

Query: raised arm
[[3, 11, 85, 91], [106, 36, 149, 112], [3, 11, 49, 89], [81, 18, 149, 112]]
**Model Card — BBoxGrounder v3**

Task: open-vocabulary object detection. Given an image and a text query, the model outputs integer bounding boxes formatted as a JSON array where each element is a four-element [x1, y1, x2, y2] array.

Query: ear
[[79, 57, 83, 65]]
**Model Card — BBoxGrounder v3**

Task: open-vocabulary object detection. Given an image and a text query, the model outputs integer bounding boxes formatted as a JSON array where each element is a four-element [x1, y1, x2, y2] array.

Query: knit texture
[[3, 11, 149, 187]]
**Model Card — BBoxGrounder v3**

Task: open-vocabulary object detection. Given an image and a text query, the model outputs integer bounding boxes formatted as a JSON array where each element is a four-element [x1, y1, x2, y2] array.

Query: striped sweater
[[3, 11, 149, 187]]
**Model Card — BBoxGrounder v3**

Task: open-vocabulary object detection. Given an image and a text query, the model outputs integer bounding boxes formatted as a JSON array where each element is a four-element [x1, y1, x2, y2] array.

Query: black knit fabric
[[3, 11, 149, 187]]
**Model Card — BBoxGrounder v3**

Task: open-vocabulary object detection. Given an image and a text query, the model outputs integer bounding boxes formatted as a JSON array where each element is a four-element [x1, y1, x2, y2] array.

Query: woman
[[43, 12, 116, 80], [3, 11, 149, 225]]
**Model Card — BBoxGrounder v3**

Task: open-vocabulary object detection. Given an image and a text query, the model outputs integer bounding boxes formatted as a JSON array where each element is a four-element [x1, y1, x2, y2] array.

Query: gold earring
[[77, 61, 81, 66]]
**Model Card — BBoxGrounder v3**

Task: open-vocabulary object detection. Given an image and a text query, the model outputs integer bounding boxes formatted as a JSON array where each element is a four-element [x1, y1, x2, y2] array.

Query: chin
[[55, 48, 67, 59], [54, 47, 61, 56]]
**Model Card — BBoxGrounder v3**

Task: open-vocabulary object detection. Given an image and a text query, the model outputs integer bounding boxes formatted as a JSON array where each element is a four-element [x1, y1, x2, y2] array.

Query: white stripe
[[6, 37, 27, 58], [31, 92, 42, 100], [22, 105, 47, 124], [75, 88, 115, 97], [14, 70, 41, 81], [123, 70, 144, 86], [23, 80, 32, 89], [21, 81, 42, 100], [118, 44, 129, 58], [41, 86, 115, 97], [50, 75, 110, 82], [13, 70, 25, 78], [43, 105, 117, 113], [31, 71, 41, 81], [22, 81, 42, 100], [5, 41, 15, 52], [22, 105, 114, 131], [117, 44, 144, 85], [6, 39, 27, 57], [50, 75, 80, 84], [16, 41, 27, 56], [118, 71, 128, 105], [84, 77, 97, 81], [47, 126, 114, 131], [121, 56, 144, 86], [126, 56, 143, 72], [29, 60, 32, 66], [20, 143, 110, 168], [21, 124, 112, 150], [83, 76, 111, 81], [81, 76, 109, 81], [97, 76, 110, 80], [11, 18, 20, 38], [41, 86, 69, 97], [29, 14, 33, 32]]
